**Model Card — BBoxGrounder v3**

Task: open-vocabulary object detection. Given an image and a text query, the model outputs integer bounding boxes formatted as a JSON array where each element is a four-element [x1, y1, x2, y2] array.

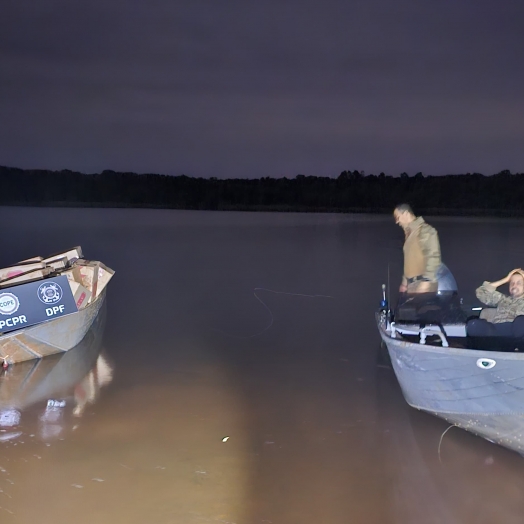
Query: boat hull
[[0, 302, 106, 410], [377, 312, 524, 454], [0, 290, 105, 364]]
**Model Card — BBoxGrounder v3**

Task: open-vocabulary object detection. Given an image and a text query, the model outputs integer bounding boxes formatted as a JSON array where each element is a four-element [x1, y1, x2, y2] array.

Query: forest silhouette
[[1, 166, 523, 216]]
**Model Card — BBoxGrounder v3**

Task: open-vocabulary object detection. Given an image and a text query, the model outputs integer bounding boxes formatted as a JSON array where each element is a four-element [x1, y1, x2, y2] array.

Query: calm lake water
[[1, 207, 524, 524]]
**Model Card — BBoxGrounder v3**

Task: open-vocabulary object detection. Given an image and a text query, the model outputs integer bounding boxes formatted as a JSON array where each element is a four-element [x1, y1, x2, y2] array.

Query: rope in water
[[212, 287, 334, 339]]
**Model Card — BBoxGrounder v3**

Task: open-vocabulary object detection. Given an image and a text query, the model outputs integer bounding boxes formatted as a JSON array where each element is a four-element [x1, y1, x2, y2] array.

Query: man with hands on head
[[467, 269, 524, 337]]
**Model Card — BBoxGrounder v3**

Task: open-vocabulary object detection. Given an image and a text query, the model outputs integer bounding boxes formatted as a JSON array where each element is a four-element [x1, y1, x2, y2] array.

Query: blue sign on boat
[[0, 275, 78, 333]]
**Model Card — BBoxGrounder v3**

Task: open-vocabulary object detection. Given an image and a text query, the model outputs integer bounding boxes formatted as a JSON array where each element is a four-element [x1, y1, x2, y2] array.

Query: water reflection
[[378, 365, 524, 524], [0, 304, 113, 444]]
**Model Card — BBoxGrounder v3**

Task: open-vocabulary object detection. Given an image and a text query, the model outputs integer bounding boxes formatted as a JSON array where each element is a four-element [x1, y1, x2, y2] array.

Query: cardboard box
[[44, 257, 68, 271], [0, 262, 46, 282], [96, 262, 115, 297], [18, 256, 43, 263], [60, 269, 76, 283], [72, 261, 99, 300], [0, 267, 52, 287], [68, 280, 92, 310], [43, 246, 83, 265]]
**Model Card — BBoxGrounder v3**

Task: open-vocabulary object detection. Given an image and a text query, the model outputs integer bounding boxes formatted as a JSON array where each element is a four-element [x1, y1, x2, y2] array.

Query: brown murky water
[[2, 208, 524, 523]]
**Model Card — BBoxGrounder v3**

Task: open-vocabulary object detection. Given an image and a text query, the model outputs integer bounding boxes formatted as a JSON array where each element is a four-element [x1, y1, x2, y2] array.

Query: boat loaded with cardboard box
[[0, 246, 114, 366]]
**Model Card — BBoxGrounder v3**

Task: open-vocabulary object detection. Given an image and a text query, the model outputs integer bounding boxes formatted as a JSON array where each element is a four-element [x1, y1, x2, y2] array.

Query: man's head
[[509, 272, 524, 298], [393, 203, 415, 229]]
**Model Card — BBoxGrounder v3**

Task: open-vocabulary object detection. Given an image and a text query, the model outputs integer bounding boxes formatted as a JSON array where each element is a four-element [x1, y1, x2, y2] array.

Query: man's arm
[[485, 269, 521, 289], [475, 270, 520, 306], [419, 225, 441, 281], [476, 282, 505, 307]]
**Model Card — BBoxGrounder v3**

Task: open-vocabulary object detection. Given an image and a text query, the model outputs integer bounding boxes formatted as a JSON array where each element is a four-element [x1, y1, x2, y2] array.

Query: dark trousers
[[466, 316, 524, 337]]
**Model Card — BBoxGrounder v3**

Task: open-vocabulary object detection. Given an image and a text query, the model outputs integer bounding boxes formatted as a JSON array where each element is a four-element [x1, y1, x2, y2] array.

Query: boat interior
[[389, 291, 524, 352]]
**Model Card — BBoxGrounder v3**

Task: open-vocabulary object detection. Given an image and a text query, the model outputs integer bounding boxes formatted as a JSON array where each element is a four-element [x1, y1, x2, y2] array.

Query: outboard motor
[[436, 263, 458, 294], [395, 262, 464, 324]]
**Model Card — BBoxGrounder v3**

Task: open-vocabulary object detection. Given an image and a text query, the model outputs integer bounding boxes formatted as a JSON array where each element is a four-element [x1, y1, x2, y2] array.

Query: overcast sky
[[1, 0, 523, 178]]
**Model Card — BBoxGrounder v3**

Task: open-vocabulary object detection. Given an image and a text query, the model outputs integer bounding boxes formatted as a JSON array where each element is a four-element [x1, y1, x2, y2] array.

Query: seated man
[[467, 269, 524, 337]]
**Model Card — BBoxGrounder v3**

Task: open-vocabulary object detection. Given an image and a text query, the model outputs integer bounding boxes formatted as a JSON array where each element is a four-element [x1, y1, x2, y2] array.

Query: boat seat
[[466, 335, 524, 352], [395, 292, 467, 324], [390, 291, 469, 346]]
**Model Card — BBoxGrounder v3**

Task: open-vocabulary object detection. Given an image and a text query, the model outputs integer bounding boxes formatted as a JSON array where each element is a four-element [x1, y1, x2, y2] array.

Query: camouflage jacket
[[476, 282, 524, 323], [402, 216, 441, 284]]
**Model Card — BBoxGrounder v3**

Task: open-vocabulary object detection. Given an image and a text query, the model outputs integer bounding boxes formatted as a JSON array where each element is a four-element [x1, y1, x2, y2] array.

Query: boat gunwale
[[376, 311, 524, 361], [0, 288, 106, 341]]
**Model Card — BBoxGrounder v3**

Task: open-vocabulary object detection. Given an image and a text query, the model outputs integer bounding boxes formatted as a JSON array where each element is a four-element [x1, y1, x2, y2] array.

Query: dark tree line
[[1, 166, 524, 216]]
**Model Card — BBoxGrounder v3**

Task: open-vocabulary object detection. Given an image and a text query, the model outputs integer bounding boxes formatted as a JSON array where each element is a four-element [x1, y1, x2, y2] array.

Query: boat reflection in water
[[377, 364, 524, 524], [0, 303, 112, 443]]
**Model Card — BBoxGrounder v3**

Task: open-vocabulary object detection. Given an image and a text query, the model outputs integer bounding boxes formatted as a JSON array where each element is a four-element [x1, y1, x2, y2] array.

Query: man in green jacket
[[393, 204, 441, 293], [467, 269, 524, 337]]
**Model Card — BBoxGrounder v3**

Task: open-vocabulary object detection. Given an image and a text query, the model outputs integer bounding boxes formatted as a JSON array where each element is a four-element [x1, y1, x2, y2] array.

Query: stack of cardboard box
[[0, 246, 114, 310], [61, 260, 115, 309]]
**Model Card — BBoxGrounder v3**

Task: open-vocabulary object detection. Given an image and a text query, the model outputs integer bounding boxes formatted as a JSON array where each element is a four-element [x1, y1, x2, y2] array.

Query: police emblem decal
[[37, 282, 63, 304], [0, 293, 20, 315]]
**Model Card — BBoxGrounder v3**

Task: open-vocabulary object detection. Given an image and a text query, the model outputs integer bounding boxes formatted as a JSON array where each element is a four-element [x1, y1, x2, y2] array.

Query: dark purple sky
[[1, 0, 523, 178]]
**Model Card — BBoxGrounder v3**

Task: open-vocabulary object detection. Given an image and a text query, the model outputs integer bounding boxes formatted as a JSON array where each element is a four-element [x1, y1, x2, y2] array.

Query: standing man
[[393, 203, 441, 293]]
